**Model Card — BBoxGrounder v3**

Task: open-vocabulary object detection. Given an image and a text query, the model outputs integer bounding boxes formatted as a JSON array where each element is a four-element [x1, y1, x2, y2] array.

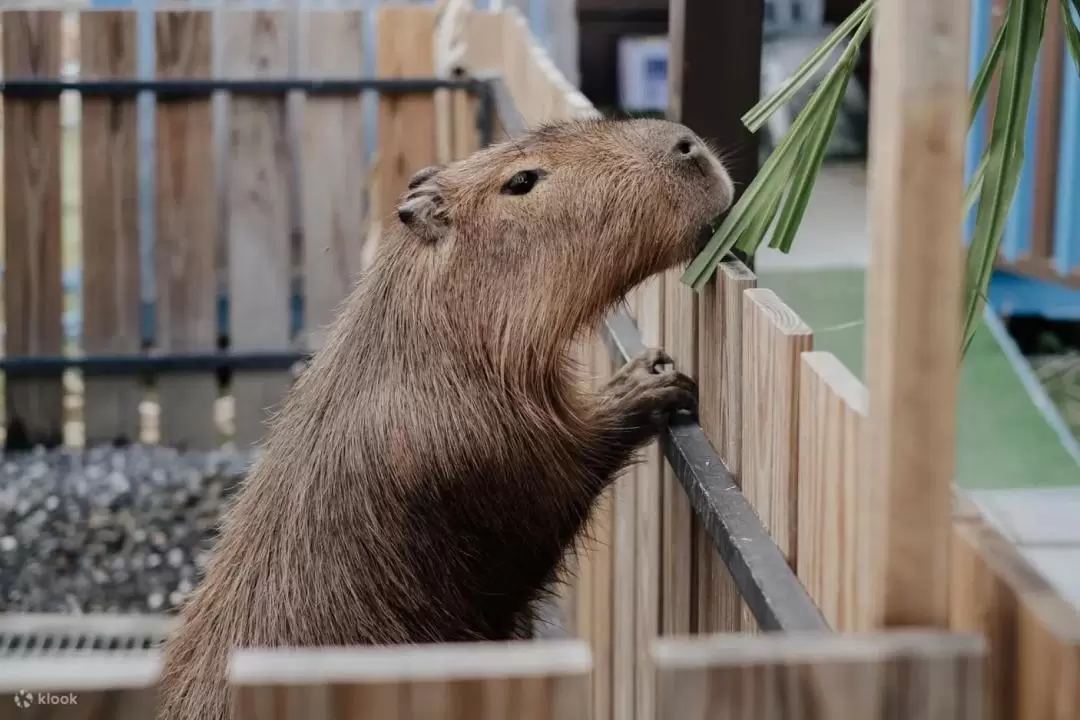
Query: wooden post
[[864, 0, 970, 628], [667, 0, 762, 207], [81, 10, 142, 447], [3, 10, 64, 450]]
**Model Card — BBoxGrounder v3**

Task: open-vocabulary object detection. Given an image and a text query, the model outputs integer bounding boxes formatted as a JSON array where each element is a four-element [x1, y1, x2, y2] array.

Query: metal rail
[[0, 76, 483, 99], [0, 352, 309, 378], [488, 78, 826, 632]]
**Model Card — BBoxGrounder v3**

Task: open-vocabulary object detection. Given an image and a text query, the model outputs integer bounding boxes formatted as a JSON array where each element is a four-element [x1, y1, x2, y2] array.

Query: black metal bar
[[0, 352, 310, 378], [601, 304, 828, 633], [0, 77, 483, 100]]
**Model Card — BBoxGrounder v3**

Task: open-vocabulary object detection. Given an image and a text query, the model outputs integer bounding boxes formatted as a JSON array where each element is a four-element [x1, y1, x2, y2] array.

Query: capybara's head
[[390, 117, 733, 339]]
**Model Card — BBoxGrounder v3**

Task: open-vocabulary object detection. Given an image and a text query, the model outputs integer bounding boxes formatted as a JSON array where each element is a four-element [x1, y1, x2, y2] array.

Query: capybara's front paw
[[603, 348, 699, 431]]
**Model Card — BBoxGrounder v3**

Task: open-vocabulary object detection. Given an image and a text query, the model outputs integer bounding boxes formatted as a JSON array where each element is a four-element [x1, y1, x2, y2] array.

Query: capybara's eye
[[501, 170, 542, 196]]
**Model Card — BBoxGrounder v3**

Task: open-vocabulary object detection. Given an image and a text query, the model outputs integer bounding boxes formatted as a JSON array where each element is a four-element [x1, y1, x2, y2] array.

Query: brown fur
[[156, 117, 732, 720]]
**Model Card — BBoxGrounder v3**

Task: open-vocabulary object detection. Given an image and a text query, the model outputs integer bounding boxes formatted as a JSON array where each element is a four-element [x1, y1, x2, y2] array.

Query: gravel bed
[[0, 445, 254, 615]]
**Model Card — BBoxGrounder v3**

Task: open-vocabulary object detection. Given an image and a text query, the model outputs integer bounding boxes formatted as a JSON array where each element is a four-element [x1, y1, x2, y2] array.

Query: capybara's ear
[[406, 164, 445, 190], [397, 185, 449, 244]]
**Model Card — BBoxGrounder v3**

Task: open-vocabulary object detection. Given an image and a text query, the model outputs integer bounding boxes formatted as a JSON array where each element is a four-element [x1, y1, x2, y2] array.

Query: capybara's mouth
[[694, 221, 718, 255]]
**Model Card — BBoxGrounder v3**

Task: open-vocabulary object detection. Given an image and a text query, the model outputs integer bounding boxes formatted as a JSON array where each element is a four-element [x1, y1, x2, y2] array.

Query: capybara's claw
[[602, 348, 698, 430]]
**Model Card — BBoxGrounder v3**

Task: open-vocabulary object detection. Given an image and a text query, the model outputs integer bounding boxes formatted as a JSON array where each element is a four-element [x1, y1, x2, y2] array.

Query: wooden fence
[[0, 2, 1077, 720], [0, 5, 459, 451]]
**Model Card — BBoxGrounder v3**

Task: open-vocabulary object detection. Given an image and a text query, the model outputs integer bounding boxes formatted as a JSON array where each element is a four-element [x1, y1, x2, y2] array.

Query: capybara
[[157, 117, 734, 720]]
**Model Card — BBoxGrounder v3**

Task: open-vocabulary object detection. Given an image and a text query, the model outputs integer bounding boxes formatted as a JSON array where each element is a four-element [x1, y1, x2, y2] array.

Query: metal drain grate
[[0, 614, 174, 659]]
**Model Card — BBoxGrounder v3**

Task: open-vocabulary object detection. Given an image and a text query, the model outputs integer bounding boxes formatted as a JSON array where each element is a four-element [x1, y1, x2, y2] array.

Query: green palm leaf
[[962, 0, 1049, 354]]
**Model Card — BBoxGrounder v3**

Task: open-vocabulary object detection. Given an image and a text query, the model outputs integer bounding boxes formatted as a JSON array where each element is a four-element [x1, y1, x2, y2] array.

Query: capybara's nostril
[[674, 138, 695, 156]]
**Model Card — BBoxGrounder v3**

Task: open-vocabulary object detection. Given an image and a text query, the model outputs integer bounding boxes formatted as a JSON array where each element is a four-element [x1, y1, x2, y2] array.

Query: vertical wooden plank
[[950, 519, 1038, 720], [2, 10, 64, 449], [376, 6, 437, 227], [1017, 594, 1080, 720], [796, 351, 871, 632], [740, 289, 812, 567], [634, 275, 663, 720], [865, 0, 969, 629], [589, 334, 615, 720], [661, 270, 694, 638], [591, 481, 614, 720], [653, 632, 984, 720], [222, 10, 295, 449], [694, 259, 755, 634], [80, 10, 141, 447], [612, 449, 637, 720], [155, 10, 218, 450], [300, 10, 366, 352]]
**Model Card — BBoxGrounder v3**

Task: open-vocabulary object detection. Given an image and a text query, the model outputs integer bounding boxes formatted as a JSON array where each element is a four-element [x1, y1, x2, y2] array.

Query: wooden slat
[[1018, 592, 1080, 720], [740, 289, 812, 568], [223, 10, 295, 449], [950, 516, 1080, 720], [300, 10, 366, 352], [653, 631, 984, 720], [634, 275, 663, 720], [375, 6, 437, 227], [591, 481, 614, 720], [796, 351, 873, 632], [612, 435, 637, 720], [661, 270, 695, 638], [230, 641, 592, 720], [694, 259, 755, 634], [154, 10, 218, 450], [2, 10, 64, 448], [865, 0, 968, 629], [80, 10, 141, 447], [951, 518, 1040, 720]]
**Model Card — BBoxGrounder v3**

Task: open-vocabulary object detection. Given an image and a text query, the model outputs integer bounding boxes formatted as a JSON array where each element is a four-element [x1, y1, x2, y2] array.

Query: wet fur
[[156, 118, 732, 720]]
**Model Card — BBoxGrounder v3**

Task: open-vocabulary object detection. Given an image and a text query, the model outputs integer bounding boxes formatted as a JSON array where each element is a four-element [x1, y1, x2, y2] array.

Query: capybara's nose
[[672, 134, 703, 161]]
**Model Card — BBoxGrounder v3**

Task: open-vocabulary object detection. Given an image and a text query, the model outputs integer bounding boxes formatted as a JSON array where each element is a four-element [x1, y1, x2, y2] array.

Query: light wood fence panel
[[154, 10, 218, 450], [230, 641, 592, 720], [739, 288, 812, 630], [222, 9, 296, 449], [796, 351, 877, 633], [80, 10, 141, 447], [0, 655, 160, 720], [661, 270, 694, 638], [654, 631, 984, 720], [2, 10, 64, 449]]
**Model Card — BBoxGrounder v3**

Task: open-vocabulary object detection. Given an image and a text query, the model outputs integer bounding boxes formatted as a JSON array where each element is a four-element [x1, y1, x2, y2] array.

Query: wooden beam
[[666, 0, 762, 203], [653, 631, 984, 720], [864, 0, 970, 629]]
